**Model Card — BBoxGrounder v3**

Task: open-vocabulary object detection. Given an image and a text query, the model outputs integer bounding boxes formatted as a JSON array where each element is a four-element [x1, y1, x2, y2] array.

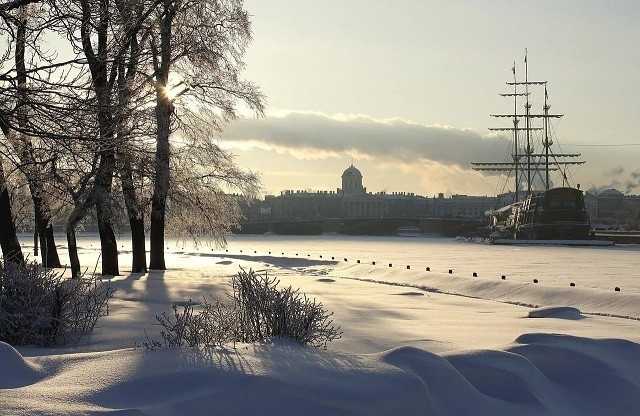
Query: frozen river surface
[[222, 235, 640, 293], [33, 233, 640, 295]]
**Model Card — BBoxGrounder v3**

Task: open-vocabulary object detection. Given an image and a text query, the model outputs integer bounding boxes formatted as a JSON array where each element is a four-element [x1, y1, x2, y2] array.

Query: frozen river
[[19, 233, 640, 294], [223, 235, 640, 294]]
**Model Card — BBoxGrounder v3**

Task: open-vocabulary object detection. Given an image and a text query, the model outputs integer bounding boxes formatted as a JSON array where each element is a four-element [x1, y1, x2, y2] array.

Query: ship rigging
[[472, 49, 585, 198], [473, 50, 591, 240]]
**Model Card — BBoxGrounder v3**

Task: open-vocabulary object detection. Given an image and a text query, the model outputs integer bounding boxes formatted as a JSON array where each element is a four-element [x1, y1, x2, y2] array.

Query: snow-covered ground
[[3, 234, 640, 415]]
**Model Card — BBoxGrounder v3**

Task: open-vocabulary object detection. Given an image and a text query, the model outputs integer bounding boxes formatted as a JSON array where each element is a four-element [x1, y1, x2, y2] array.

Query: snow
[[0, 342, 42, 389], [528, 306, 582, 320], [491, 239, 615, 246], [3, 233, 640, 415], [4, 334, 640, 415]]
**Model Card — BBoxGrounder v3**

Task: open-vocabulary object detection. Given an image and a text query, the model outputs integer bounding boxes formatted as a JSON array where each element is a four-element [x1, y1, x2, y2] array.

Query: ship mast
[[524, 49, 532, 195], [513, 62, 519, 201], [472, 50, 585, 197], [544, 84, 551, 190]]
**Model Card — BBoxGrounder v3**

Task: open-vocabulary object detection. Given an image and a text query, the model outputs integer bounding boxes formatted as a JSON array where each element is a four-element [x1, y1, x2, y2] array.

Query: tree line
[[0, 0, 263, 277]]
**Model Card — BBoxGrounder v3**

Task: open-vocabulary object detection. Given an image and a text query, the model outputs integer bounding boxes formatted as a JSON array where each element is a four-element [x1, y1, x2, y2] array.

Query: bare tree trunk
[[0, 157, 25, 266], [30, 184, 61, 267], [66, 227, 81, 279], [44, 225, 58, 264], [149, 9, 175, 271], [33, 223, 38, 256], [77, 0, 119, 276], [120, 158, 147, 272], [150, 99, 171, 270], [129, 214, 146, 272], [94, 152, 119, 276], [114, 20, 146, 273], [64, 201, 87, 279], [12, 9, 62, 268]]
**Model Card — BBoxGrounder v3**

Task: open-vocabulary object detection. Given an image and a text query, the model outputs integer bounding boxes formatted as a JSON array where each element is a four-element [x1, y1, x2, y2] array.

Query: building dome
[[599, 188, 624, 198], [342, 164, 362, 178], [341, 164, 364, 194]]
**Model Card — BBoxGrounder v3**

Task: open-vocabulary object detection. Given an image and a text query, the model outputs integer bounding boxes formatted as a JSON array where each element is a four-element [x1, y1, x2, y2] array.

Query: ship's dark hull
[[488, 187, 591, 241], [515, 222, 591, 240]]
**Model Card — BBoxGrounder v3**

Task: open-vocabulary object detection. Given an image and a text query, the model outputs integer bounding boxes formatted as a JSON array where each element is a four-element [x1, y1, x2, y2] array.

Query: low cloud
[[588, 167, 640, 194], [606, 166, 625, 177], [222, 112, 511, 169], [624, 170, 640, 193]]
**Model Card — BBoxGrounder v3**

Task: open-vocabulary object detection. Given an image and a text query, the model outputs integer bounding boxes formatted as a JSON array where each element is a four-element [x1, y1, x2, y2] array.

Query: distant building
[[243, 165, 499, 221], [430, 193, 498, 219], [585, 189, 640, 228]]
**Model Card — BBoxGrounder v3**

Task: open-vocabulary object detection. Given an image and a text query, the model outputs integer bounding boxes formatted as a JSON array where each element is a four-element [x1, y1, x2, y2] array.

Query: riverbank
[[4, 236, 640, 415]]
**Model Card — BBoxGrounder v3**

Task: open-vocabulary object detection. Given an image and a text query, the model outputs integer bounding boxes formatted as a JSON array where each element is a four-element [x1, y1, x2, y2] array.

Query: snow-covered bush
[[147, 268, 342, 350], [0, 261, 113, 346], [231, 268, 342, 348], [144, 298, 236, 350]]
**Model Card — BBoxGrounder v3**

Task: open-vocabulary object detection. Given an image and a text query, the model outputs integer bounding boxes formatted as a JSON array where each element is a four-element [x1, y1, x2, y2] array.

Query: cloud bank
[[595, 166, 640, 194], [221, 112, 511, 169]]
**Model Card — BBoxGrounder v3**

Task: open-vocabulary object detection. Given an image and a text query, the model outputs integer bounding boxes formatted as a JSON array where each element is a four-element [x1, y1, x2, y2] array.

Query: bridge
[[237, 216, 487, 237]]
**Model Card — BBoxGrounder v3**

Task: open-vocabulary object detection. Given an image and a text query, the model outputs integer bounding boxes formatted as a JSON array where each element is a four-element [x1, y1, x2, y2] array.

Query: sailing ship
[[472, 50, 591, 241]]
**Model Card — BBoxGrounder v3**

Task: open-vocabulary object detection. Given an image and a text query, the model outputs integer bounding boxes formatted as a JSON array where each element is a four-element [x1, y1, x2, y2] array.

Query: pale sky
[[224, 0, 640, 197]]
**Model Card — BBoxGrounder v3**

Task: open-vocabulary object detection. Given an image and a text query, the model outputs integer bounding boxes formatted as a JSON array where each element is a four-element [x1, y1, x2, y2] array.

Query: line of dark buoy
[[226, 249, 603, 293]]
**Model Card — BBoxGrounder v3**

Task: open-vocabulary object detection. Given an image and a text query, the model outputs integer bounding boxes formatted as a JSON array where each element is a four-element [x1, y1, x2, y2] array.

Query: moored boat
[[473, 50, 590, 241]]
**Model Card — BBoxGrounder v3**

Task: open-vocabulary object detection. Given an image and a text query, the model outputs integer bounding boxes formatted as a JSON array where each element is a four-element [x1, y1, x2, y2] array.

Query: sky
[[221, 0, 640, 197]]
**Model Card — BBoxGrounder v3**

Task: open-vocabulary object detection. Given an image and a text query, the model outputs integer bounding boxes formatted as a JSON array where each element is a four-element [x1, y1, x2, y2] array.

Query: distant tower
[[342, 164, 364, 194]]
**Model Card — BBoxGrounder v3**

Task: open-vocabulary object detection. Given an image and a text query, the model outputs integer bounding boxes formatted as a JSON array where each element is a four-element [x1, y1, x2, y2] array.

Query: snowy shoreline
[[4, 333, 640, 416], [3, 242, 640, 415]]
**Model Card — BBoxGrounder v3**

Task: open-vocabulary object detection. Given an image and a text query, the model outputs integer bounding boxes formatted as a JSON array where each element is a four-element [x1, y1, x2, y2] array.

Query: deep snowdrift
[[2, 334, 640, 415], [0, 342, 43, 389]]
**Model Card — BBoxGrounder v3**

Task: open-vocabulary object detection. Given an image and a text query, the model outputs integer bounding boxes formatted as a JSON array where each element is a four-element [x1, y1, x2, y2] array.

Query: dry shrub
[[0, 261, 113, 346], [143, 299, 236, 350], [146, 268, 342, 350]]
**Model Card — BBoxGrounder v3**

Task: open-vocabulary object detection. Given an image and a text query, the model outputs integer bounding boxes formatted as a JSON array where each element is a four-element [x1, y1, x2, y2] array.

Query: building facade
[[585, 189, 640, 228], [243, 165, 499, 222]]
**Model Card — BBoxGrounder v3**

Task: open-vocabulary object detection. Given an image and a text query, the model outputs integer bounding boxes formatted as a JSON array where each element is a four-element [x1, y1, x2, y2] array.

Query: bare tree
[[147, 0, 264, 270], [113, 0, 156, 273], [49, 0, 162, 276], [1, 4, 61, 266], [0, 141, 25, 266], [1, 0, 264, 273]]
